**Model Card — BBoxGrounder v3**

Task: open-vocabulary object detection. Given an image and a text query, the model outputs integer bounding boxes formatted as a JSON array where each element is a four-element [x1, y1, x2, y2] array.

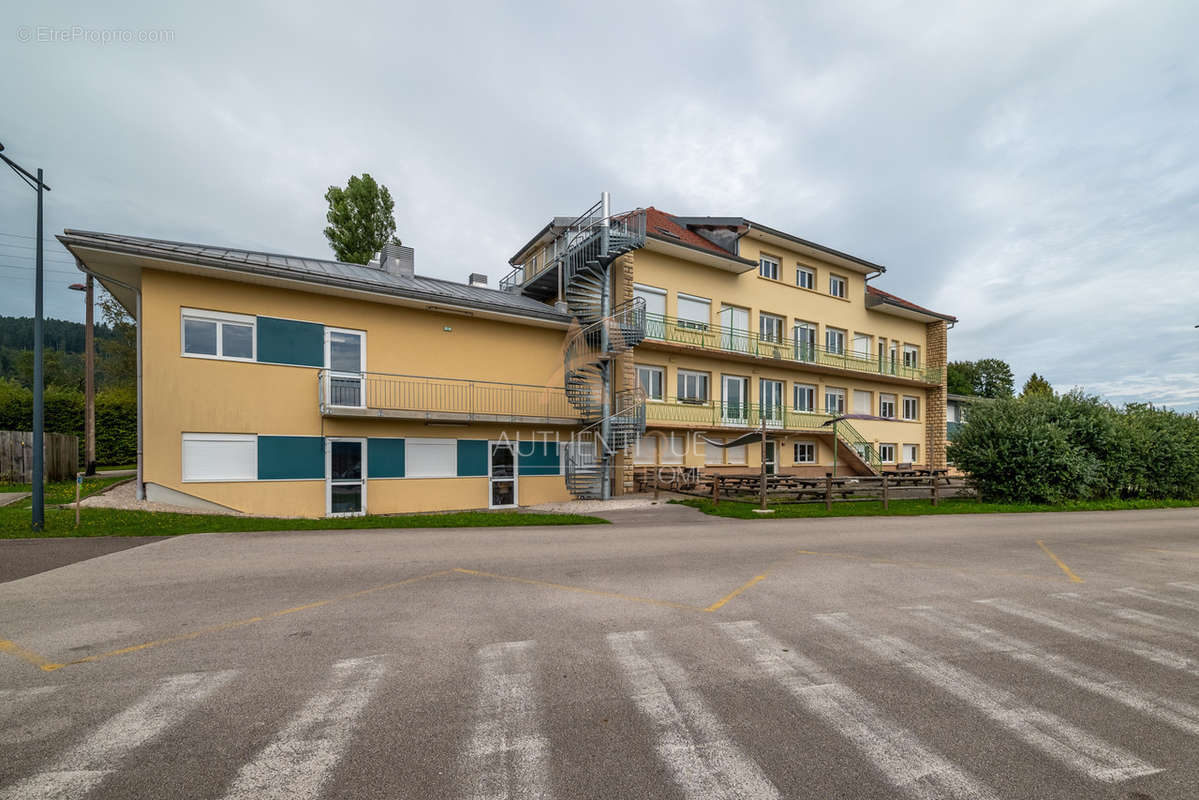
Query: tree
[[1021, 373, 1054, 398], [974, 358, 1014, 399], [323, 174, 401, 264], [946, 361, 979, 395], [96, 288, 136, 388]]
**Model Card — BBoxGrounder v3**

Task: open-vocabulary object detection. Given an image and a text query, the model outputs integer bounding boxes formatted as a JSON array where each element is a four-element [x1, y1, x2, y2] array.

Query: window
[[879, 443, 897, 463], [759, 254, 780, 280], [677, 293, 711, 330], [633, 435, 657, 466], [903, 444, 920, 464], [636, 365, 664, 401], [405, 438, 457, 478], [726, 442, 747, 465], [825, 327, 846, 355], [182, 433, 257, 482], [829, 274, 847, 298], [677, 370, 709, 403], [181, 309, 255, 361], [635, 284, 666, 339], [325, 328, 366, 408], [796, 266, 815, 290], [903, 344, 920, 368], [853, 390, 872, 414], [760, 379, 784, 421], [660, 433, 685, 465], [794, 383, 816, 412], [793, 442, 815, 463], [705, 437, 724, 465], [825, 387, 846, 415], [879, 393, 896, 419], [759, 313, 784, 343], [794, 322, 817, 361], [902, 396, 919, 421], [853, 334, 871, 359]]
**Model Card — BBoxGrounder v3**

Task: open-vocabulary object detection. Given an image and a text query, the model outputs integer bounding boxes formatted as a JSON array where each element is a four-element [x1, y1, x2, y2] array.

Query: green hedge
[[948, 391, 1199, 503], [0, 378, 136, 465]]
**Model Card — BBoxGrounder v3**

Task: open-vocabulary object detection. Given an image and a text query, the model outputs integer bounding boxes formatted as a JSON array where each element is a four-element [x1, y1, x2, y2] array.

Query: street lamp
[[0, 141, 52, 531], [69, 279, 96, 475]]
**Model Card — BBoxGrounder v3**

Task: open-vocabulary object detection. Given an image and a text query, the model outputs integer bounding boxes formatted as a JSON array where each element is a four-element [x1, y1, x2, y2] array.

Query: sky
[[2, 0, 1197, 410]]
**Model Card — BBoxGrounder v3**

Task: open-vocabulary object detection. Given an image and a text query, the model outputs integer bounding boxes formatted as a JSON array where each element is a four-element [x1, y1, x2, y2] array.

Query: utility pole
[[0, 141, 52, 531], [70, 274, 96, 475], [759, 413, 767, 511]]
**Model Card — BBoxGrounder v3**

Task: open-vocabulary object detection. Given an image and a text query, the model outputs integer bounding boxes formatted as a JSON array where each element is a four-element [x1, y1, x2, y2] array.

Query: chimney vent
[[468, 273, 488, 287], [379, 242, 414, 278]]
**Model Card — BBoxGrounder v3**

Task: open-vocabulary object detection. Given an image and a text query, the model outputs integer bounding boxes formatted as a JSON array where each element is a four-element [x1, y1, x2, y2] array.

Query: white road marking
[[719, 621, 997, 800], [977, 597, 1199, 677], [1169, 581, 1199, 593], [463, 641, 550, 800], [1119, 586, 1199, 614], [816, 613, 1159, 783], [908, 605, 1199, 736], [219, 656, 385, 800], [1055, 592, 1199, 641], [0, 670, 236, 800], [607, 630, 780, 800], [0, 686, 60, 719]]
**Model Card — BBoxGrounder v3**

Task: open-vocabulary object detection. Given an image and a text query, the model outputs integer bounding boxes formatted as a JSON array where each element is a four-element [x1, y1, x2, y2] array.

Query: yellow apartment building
[[58, 193, 954, 517]]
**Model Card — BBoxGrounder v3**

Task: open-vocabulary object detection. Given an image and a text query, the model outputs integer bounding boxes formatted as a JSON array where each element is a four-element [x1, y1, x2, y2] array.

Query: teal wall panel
[[258, 436, 324, 480], [457, 440, 488, 477], [368, 438, 405, 478], [256, 317, 324, 367], [518, 441, 560, 476]]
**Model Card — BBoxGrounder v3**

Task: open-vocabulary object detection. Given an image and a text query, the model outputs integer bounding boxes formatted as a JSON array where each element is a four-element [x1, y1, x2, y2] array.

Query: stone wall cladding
[[925, 320, 948, 470], [612, 251, 636, 494]]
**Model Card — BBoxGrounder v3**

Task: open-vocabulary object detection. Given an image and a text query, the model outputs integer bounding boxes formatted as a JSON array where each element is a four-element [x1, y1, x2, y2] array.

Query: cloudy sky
[[3, 0, 1197, 409]]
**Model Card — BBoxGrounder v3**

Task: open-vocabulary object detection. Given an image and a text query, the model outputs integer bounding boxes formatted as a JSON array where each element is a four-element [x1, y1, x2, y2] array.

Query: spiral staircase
[[505, 195, 649, 499]]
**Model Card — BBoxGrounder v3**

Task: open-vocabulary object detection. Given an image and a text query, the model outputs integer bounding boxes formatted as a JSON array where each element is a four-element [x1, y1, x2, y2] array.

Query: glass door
[[327, 438, 365, 516], [721, 375, 749, 426], [763, 441, 777, 475], [719, 305, 750, 353], [489, 441, 517, 508], [760, 379, 783, 427], [325, 328, 365, 407], [794, 323, 816, 362]]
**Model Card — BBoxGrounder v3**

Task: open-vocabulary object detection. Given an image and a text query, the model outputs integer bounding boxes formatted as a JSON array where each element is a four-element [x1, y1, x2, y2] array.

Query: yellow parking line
[[0, 639, 64, 672], [453, 568, 703, 612], [1036, 540, 1084, 583], [706, 573, 769, 612]]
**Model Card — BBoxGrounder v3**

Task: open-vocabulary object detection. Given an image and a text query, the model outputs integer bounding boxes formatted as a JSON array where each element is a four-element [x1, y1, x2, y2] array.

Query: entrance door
[[489, 441, 517, 508], [721, 375, 749, 425], [325, 328, 365, 407], [327, 438, 366, 516], [763, 441, 777, 475]]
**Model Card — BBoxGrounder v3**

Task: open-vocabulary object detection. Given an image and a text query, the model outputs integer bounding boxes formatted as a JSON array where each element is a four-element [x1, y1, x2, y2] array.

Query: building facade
[[60, 195, 954, 517]]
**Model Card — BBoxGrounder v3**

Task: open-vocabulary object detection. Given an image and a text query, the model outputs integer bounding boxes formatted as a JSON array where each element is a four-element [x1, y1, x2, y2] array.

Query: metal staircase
[[507, 193, 649, 500]]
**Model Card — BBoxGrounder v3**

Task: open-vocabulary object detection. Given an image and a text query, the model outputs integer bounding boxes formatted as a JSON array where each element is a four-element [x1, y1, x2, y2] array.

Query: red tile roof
[[867, 285, 956, 322], [641, 207, 739, 257]]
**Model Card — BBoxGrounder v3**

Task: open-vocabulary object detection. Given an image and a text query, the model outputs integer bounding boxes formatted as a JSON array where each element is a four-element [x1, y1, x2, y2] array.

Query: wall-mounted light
[[443, 326, 453, 332]]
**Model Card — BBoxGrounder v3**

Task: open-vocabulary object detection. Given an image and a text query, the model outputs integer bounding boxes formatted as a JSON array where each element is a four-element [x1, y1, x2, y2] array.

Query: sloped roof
[[642, 207, 739, 257], [866, 285, 957, 323], [57, 229, 572, 324]]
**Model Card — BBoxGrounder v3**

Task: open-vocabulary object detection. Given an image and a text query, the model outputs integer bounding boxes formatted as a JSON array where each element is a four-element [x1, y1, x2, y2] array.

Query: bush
[[0, 378, 136, 466], [948, 391, 1199, 503]]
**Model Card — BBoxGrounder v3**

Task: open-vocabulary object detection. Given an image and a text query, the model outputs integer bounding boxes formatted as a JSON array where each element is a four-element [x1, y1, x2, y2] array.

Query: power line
[[0, 230, 63, 244], [0, 261, 82, 277]]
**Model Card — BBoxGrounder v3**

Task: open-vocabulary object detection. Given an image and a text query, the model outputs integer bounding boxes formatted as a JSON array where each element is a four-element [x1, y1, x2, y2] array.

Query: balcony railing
[[318, 371, 580, 424], [644, 400, 882, 470], [641, 314, 943, 384]]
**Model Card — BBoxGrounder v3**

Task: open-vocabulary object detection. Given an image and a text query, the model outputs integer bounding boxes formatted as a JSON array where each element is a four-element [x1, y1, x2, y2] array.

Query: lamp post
[[0, 141, 52, 530], [69, 278, 96, 475]]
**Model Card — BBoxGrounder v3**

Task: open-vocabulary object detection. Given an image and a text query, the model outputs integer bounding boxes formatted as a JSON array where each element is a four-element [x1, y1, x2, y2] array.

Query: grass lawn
[[0, 478, 606, 538], [675, 496, 1199, 519], [96, 463, 137, 472]]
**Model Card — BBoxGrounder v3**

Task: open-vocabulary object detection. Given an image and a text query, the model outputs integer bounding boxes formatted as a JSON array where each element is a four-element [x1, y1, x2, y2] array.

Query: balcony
[[640, 314, 944, 385], [318, 371, 581, 426]]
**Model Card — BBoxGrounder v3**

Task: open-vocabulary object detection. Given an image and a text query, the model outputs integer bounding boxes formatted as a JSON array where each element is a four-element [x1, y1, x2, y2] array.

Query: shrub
[[0, 377, 136, 466], [948, 392, 1199, 503]]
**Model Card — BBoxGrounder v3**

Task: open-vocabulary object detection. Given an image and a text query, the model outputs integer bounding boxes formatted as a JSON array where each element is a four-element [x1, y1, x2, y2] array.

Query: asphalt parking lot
[[2, 505, 1198, 799]]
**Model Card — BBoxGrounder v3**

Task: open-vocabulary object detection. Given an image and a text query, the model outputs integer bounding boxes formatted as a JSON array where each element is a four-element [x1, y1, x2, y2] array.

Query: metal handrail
[[564, 297, 646, 374], [641, 313, 943, 383], [317, 370, 579, 420], [501, 208, 647, 291]]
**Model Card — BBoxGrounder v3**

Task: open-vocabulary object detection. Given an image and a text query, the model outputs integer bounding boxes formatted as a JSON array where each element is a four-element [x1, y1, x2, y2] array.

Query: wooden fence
[[0, 430, 79, 483]]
